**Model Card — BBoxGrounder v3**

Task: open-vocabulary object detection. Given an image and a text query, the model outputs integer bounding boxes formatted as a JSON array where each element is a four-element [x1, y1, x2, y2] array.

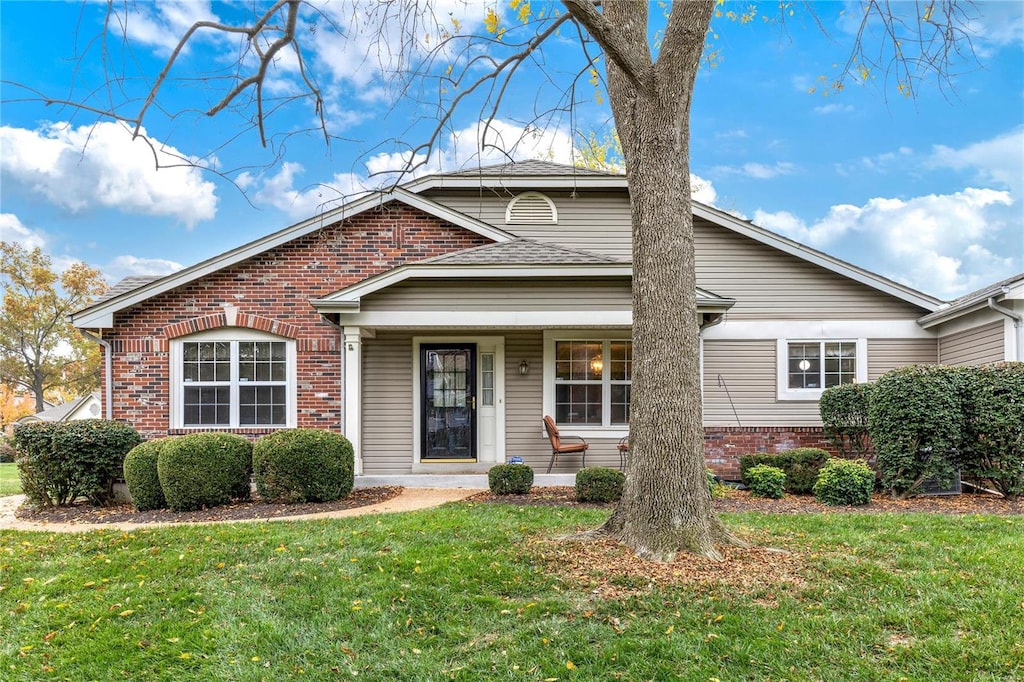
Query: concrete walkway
[[0, 487, 484, 533]]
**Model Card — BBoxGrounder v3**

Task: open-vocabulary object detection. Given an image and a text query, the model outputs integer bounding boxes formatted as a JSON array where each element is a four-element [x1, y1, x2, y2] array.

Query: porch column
[[343, 326, 363, 475]]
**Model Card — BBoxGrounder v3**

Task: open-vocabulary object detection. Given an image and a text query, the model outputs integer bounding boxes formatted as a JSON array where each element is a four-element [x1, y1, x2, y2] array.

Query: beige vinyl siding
[[702, 340, 822, 426], [867, 339, 939, 379], [361, 279, 631, 312], [692, 219, 928, 320], [361, 331, 414, 474], [426, 190, 633, 260], [938, 321, 1004, 365]]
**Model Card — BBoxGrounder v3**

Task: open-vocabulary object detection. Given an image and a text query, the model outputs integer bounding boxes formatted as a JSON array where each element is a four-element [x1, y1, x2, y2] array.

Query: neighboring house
[[16, 392, 102, 425], [69, 161, 1011, 481]]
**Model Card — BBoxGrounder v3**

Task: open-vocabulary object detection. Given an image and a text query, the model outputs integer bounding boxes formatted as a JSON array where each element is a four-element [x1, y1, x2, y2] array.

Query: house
[[15, 392, 102, 425], [69, 161, 1014, 482]]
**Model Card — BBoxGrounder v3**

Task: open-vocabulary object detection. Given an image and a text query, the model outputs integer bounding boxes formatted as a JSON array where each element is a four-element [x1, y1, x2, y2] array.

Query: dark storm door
[[421, 344, 477, 461]]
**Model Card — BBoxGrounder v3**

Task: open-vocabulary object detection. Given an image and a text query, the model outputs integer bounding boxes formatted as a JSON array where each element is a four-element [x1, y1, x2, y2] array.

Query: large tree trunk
[[590, 1, 745, 561]]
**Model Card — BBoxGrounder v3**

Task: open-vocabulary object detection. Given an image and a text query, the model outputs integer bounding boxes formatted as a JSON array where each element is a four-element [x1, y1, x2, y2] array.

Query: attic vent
[[505, 191, 557, 225]]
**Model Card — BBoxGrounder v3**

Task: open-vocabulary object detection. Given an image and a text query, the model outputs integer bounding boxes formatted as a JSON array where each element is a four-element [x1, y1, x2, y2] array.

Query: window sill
[[552, 426, 629, 440]]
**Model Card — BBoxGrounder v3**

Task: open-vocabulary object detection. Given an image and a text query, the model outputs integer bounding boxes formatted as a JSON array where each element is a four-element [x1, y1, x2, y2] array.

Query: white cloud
[[754, 187, 1017, 298], [0, 213, 47, 251], [115, 1, 220, 54], [0, 122, 218, 228], [713, 161, 797, 179], [813, 103, 854, 115], [103, 255, 184, 282], [691, 174, 717, 206], [244, 162, 371, 219], [930, 128, 1024, 196]]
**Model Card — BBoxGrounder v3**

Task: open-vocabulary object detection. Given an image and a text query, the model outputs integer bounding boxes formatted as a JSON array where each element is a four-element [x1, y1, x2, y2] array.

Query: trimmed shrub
[[707, 469, 727, 499], [869, 365, 964, 497], [739, 448, 829, 494], [12, 420, 142, 507], [746, 464, 786, 499], [254, 429, 355, 503], [575, 466, 625, 503], [157, 433, 252, 512], [123, 438, 171, 511], [814, 458, 875, 506], [820, 382, 875, 459], [959, 362, 1024, 499], [487, 463, 534, 495]]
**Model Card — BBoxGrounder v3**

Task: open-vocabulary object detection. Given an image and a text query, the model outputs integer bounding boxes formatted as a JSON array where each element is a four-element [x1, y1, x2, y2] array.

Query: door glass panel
[[423, 346, 476, 460]]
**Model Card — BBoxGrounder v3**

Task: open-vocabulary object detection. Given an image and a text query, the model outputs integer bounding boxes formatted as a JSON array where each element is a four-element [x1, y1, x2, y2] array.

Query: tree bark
[[568, 1, 745, 561]]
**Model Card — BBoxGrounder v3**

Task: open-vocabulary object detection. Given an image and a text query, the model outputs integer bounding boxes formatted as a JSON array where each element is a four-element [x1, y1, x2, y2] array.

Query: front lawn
[[0, 463, 21, 496], [2, 504, 1022, 681]]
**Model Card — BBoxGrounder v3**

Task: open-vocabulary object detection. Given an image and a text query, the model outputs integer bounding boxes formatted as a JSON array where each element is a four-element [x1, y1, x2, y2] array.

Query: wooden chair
[[542, 415, 589, 473]]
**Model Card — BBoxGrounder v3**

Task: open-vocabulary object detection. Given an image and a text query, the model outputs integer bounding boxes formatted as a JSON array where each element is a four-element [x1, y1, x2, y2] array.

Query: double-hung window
[[172, 330, 296, 429], [776, 339, 866, 400], [546, 332, 631, 431]]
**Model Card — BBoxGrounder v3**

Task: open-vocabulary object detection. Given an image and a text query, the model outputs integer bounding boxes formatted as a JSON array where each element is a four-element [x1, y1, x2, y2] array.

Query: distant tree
[[6, 1, 977, 560], [0, 243, 108, 412], [0, 384, 35, 430]]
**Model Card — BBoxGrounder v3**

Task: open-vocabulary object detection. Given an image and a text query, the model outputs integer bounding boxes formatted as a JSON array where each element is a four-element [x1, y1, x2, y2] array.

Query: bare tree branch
[[561, 0, 651, 90]]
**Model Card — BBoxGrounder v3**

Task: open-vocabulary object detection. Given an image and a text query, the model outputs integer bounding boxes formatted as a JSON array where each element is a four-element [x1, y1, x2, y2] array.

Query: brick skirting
[[704, 427, 838, 481]]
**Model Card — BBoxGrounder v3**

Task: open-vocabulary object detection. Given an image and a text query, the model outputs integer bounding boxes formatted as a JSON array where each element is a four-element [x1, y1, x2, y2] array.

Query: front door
[[421, 344, 476, 461]]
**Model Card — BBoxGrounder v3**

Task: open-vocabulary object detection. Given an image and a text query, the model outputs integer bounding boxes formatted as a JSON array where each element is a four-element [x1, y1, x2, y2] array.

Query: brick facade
[[102, 203, 490, 439], [703, 426, 838, 480]]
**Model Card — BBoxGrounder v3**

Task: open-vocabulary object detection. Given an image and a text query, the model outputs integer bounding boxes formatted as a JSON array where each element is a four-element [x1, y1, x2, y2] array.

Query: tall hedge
[[12, 420, 142, 507], [157, 433, 252, 512], [123, 438, 171, 511], [820, 382, 874, 459], [960, 362, 1024, 499], [254, 429, 354, 503], [868, 365, 965, 497]]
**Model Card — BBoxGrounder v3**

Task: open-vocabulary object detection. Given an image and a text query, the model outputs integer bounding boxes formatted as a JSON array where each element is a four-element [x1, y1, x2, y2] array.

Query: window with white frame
[[776, 339, 866, 400], [172, 330, 296, 428], [551, 338, 631, 427]]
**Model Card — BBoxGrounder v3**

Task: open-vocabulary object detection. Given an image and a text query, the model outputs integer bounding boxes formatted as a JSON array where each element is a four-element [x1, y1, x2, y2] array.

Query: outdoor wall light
[[519, 360, 530, 376]]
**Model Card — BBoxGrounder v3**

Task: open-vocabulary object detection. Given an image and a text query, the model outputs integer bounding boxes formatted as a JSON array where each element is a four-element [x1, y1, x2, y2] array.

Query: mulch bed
[[468, 486, 1024, 515], [14, 486, 403, 525]]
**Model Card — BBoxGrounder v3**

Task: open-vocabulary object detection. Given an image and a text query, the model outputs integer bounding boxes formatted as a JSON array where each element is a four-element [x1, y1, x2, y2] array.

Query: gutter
[[79, 330, 112, 420], [988, 290, 1023, 361]]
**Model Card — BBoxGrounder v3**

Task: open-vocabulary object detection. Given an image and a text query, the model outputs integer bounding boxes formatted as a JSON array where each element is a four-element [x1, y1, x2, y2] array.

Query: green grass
[[2, 504, 1022, 681], [0, 463, 21, 496]]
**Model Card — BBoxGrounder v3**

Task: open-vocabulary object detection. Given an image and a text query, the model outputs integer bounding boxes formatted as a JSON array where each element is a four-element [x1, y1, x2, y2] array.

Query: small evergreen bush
[[814, 458, 875, 506], [820, 382, 875, 459], [746, 464, 786, 499], [12, 420, 142, 507], [707, 469, 727, 498], [959, 362, 1024, 500], [739, 448, 829, 494], [123, 438, 170, 511], [157, 433, 252, 512], [487, 463, 534, 495], [254, 429, 354, 503], [575, 466, 625, 503]]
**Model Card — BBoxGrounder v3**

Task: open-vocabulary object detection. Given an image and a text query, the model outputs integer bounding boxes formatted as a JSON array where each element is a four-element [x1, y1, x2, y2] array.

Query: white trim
[[333, 310, 634, 328], [505, 191, 558, 224], [775, 338, 867, 401], [71, 189, 515, 329], [411, 336, 506, 470], [343, 327, 363, 476], [542, 329, 631, 439], [169, 328, 297, 429], [704, 319, 935, 340]]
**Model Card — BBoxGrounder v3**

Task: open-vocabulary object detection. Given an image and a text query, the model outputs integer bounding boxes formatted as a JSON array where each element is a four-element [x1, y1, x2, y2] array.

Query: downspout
[[988, 291, 1023, 361], [79, 329, 112, 419]]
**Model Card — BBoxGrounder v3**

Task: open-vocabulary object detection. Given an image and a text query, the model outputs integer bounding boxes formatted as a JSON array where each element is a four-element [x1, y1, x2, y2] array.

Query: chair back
[[542, 415, 561, 449]]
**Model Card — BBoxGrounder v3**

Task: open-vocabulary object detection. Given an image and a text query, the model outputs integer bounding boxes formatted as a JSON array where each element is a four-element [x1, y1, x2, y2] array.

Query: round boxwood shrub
[[123, 438, 171, 511], [254, 429, 355, 503], [746, 464, 786, 499], [575, 466, 625, 503], [157, 433, 252, 512], [487, 463, 534, 495], [813, 458, 875, 506]]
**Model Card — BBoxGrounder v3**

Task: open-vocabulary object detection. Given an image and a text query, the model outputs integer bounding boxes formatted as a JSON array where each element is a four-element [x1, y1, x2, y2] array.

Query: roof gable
[[72, 189, 514, 328]]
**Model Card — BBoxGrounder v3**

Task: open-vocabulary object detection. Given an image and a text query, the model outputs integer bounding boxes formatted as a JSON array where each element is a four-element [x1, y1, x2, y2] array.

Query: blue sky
[[1, 1, 1021, 301]]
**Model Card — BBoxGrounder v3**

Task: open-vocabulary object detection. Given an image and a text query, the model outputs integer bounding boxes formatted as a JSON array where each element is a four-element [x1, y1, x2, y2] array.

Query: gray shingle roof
[[28, 392, 99, 422], [423, 238, 618, 266], [445, 159, 620, 178], [88, 276, 161, 309], [945, 272, 1024, 308]]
